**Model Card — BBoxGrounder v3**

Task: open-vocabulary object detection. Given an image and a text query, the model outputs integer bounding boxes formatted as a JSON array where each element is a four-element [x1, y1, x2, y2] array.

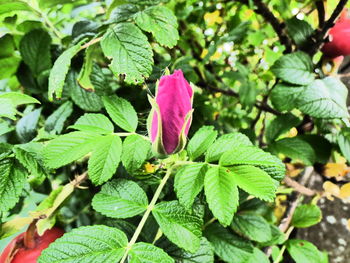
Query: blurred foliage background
[[2, 0, 350, 262]]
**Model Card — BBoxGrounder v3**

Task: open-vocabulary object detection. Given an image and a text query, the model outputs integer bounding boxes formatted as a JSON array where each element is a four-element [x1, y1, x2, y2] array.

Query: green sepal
[[147, 95, 167, 157], [172, 109, 194, 154]]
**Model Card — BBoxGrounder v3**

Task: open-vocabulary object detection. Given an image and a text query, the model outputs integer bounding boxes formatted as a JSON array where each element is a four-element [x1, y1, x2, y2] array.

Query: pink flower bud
[[322, 9, 350, 58], [148, 69, 193, 156]]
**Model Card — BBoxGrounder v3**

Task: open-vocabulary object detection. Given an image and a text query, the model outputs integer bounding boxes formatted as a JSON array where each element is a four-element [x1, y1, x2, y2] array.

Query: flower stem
[[273, 245, 286, 263], [119, 168, 172, 263], [272, 227, 294, 263], [24, 221, 38, 249]]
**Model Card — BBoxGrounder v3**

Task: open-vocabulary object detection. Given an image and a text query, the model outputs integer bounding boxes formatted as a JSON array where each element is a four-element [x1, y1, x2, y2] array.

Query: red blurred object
[[0, 227, 64, 263], [322, 9, 350, 58]]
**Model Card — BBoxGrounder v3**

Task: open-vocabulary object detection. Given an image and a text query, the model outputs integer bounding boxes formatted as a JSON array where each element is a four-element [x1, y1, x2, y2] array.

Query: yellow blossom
[[204, 10, 223, 26]]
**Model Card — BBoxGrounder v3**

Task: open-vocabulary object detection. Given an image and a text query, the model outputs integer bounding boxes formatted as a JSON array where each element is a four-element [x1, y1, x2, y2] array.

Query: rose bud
[[0, 226, 64, 263], [148, 69, 194, 156], [322, 9, 350, 59]]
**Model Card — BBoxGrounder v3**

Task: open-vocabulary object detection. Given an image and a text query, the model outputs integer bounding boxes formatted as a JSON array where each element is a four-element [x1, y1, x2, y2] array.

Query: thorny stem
[[119, 168, 173, 263]]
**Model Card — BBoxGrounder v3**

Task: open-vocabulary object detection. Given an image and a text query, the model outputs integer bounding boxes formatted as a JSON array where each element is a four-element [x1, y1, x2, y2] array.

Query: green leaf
[[128, 0, 164, 5], [0, 92, 40, 105], [299, 135, 331, 164], [265, 113, 301, 143], [129, 242, 174, 263], [19, 29, 52, 76], [38, 225, 128, 263], [229, 165, 276, 201], [0, 56, 21, 79], [68, 70, 103, 112], [271, 51, 314, 85], [101, 22, 153, 84], [204, 166, 239, 226], [88, 134, 122, 185], [152, 201, 202, 253], [0, 98, 16, 120], [0, 143, 12, 159], [0, 158, 26, 212], [13, 143, 47, 185], [0, 0, 32, 15], [286, 239, 324, 263], [291, 204, 322, 228], [187, 126, 217, 161], [35, 186, 63, 234], [297, 77, 349, 118], [174, 163, 207, 210], [135, 6, 179, 48], [231, 213, 272, 242], [160, 237, 214, 263], [16, 20, 43, 33], [270, 83, 304, 112], [16, 108, 42, 143], [36, 186, 63, 212], [121, 134, 151, 173], [77, 45, 95, 91], [205, 133, 252, 162], [45, 101, 73, 134], [48, 41, 85, 101], [92, 179, 148, 218], [220, 146, 286, 181], [269, 137, 315, 165], [69, 113, 114, 134], [0, 34, 15, 58], [0, 121, 14, 136], [108, 4, 139, 23], [38, 0, 74, 9], [247, 248, 270, 263], [286, 18, 313, 47], [338, 128, 350, 162], [260, 224, 286, 246], [43, 131, 102, 169], [220, 21, 250, 43], [103, 95, 138, 132], [204, 223, 253, 263]]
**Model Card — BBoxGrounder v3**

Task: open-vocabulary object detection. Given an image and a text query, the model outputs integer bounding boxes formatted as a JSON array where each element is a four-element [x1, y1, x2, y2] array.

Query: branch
[[283, 175, 317, 196], [304, 0, 349, 55], [197, 81, 281, 115], [265, 167, 314, 258], [80, 37, 102, 50], [315, 0, 325, 28], [322, 0, 348, 35], [236, 0, 292, 53], [279, 167, 314, 233]]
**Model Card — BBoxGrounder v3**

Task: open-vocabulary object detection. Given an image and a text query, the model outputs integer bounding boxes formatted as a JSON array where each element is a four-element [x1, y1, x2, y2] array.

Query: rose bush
[[1, 1, 350, 263]]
